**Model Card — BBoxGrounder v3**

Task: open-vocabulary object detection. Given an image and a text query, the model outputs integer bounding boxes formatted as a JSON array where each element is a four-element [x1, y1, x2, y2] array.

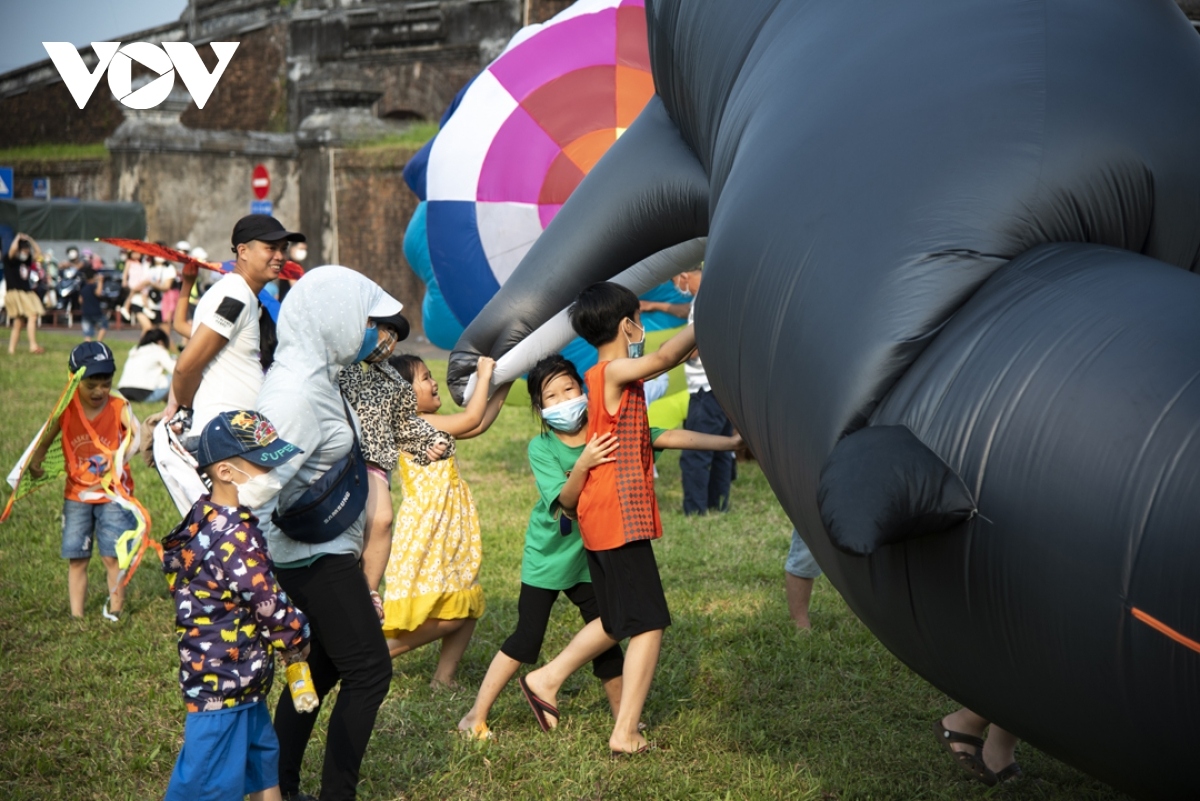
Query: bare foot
[[430, 677, 461, 692], [608, 733, 650, 754], [457, 715, 492, 740]]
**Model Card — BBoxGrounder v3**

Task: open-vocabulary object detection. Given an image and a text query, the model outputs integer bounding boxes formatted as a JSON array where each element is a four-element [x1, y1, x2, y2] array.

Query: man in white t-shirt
[[154, 214, 305, 513]]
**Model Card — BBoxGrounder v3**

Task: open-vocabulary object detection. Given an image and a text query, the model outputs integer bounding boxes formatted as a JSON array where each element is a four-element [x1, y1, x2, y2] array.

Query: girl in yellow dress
[[383, 354, 511, 687]]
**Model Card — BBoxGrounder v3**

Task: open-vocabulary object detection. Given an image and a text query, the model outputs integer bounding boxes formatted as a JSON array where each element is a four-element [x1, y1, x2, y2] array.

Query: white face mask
[[540, 394, 588, 433], [229, 465, 283, 509]]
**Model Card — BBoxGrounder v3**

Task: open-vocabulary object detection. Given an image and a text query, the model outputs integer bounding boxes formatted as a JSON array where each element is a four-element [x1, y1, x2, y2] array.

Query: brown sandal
[[932, 719, 997, 786]]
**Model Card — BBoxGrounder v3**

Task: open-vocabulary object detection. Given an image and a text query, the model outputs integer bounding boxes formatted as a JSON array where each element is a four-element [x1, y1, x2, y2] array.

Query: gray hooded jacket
[[255, 265, 403, 566]]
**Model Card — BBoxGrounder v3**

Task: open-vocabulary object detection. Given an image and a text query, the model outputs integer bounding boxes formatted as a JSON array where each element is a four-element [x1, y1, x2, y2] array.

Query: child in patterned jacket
[[161, 410, 310, 801]]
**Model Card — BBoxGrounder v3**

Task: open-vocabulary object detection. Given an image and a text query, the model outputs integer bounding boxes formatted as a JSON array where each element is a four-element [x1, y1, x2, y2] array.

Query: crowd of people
[[13, 213, 1019, 799], [0, 232, 229, 354]]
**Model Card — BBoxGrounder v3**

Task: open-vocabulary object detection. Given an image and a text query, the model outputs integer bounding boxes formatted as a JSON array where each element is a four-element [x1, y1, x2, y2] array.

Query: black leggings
[[274, 554, 392, 801], [500, 582, 624, 680]]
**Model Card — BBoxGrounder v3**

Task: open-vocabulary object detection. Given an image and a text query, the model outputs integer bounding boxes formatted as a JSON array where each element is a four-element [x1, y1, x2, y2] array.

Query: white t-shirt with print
[[190, 273, 264, 431]]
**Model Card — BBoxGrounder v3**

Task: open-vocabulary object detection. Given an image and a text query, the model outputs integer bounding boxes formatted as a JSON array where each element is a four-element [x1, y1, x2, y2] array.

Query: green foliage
[[0, 333, 1128, 800], [0, 143, 109, 163], [351, 121, 441, 152]]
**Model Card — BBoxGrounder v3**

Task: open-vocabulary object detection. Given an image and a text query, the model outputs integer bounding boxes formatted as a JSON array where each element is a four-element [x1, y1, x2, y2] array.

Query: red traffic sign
[[252, 164, 270, 200]]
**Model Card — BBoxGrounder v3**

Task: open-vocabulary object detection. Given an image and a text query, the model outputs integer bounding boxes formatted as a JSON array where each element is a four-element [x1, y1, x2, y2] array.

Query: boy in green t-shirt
[[457, 354, 740, 740]]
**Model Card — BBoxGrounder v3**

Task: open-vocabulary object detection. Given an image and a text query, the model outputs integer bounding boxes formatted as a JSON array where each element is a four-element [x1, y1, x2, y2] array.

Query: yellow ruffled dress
[[382, 452, 485, 635]]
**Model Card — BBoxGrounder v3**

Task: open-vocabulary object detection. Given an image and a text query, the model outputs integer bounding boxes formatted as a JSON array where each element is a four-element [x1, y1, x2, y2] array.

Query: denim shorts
[[784, 528, 823, 579], [166, 699, 279, 800], [81, 315, 108, 338], [61, 499, 136, 559]]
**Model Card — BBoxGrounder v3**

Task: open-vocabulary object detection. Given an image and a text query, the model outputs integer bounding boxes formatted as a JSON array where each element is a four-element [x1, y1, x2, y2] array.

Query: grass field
[[0, 332, 1129, 800]]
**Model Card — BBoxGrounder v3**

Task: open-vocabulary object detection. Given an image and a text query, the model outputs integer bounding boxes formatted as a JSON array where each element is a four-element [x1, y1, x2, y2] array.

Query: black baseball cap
[[371, 312, 410, 342], [231, 215, 306, 248], [194, 410, 303, 469], [69, 341, 115, 378]]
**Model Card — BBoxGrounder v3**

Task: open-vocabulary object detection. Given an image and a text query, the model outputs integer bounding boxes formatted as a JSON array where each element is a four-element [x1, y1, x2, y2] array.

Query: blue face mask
[[355, 324, 379, 362], [541, 395, 588, 433], [625, 318, 646, 359]]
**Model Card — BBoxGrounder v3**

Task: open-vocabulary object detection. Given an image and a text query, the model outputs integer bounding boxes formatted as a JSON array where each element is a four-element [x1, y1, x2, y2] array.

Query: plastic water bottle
[[285, 655, 319, 713]]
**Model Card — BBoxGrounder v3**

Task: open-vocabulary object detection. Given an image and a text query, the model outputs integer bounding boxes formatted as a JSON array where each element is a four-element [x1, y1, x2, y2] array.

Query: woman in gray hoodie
[[255, 265, 400, 801]]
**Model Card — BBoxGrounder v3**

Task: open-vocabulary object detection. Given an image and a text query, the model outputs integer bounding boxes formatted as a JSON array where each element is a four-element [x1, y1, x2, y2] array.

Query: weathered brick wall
[[528, 0, 575, 24], [365, 53, 483, 122], [181, 23, 289, 132], [0, 82, 125, 149], [9, 159, 111, 200], [333, 146, 426, 334]]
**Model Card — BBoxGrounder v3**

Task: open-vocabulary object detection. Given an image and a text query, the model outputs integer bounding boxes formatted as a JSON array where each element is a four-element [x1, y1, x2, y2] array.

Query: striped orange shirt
[[577, 361, 661, 551]]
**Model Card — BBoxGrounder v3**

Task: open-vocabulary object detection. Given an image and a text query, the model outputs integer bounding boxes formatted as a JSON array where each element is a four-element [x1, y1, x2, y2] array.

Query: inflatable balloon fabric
[[446, 1, 1200, 798], [402, 0, 690, 357]]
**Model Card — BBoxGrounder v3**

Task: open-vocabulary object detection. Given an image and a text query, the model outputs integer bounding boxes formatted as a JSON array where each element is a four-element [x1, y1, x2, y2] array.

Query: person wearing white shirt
[[153, 215, 306, 514], [117, 329, 176, 403]]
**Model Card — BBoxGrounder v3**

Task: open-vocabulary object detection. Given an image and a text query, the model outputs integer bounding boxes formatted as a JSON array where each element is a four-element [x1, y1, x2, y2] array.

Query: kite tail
[[100, 407, 159, 618]]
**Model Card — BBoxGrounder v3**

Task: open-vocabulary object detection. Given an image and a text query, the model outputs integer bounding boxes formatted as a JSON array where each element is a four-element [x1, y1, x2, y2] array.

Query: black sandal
[[932, 719, 998, 786], [994, 761, 1023, 783]]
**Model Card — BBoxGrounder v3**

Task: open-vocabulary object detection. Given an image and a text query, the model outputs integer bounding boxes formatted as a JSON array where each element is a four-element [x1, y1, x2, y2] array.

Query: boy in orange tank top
[[518, 282, 698, 757], [28, 343, 139, 620]]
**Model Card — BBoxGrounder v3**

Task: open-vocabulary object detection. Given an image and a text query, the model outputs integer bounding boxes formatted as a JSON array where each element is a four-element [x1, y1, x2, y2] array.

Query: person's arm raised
[[604, 323, 696, 390], [421, 358, 496, 438], [173, 269, 197, 338], [453, 382, 513, 441]]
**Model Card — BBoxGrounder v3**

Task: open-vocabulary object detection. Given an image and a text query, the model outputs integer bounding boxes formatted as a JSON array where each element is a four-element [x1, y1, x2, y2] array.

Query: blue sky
[[0, 0, 189, 74]]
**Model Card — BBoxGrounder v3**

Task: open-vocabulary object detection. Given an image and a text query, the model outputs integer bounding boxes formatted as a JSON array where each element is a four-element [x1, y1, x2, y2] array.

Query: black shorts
[[585, 539, 671, 640], [500, 582, 623, 679]]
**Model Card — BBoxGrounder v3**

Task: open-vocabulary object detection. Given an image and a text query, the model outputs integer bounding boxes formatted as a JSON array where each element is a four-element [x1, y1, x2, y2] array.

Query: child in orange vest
[[518, 282, 698, 757], [28, 342, 139, 620]]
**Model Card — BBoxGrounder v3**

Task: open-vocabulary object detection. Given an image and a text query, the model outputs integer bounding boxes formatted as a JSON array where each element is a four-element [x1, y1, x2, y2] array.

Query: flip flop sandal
[[932, 719, 998, 786], [519, 676, 559, 733], [610, 742, 656, 758]]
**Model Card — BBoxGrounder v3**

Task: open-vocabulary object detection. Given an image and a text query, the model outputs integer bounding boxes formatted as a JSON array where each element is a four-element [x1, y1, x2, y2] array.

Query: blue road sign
[[0, 167, 13, 199], [32, 177, 49, 199], [251, 200, 273, 215]]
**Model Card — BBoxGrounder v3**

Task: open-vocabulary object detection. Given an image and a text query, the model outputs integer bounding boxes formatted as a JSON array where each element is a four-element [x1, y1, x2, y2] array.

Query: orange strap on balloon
[[1131, 607, 1200, 654]]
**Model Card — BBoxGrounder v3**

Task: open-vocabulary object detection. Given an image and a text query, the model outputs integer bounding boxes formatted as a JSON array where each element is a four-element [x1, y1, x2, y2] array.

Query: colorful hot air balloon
[[404, 0, 693, 352]]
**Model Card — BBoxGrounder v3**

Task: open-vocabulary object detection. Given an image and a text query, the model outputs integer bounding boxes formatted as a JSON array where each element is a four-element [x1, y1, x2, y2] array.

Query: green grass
[[350, 122, 441, 152], [0, 143, 109, 163], [0, 332, 1129, 800]]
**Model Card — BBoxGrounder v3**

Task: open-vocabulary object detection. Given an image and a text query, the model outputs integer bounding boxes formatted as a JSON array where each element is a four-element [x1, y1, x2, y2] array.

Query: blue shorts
[[61, 499, 136, 559], [166, 699, 279, 801], [784, 528, 823, 579], [81, 315, 107, 338]]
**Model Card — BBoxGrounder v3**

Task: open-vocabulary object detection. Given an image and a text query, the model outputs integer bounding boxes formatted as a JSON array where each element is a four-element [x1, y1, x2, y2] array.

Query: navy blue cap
[[194, 410, 302, 469], [69, 341, 115, 378]]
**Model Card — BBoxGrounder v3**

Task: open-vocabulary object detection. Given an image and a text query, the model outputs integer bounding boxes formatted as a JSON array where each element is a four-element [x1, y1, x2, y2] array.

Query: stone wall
[[0, 81, 126, 148], [332, 146, 425, 332], [8, 159, 111, 201], [527, 0, 576, 24], [181, 23, 290, 132], [110, 148, 300, 258]]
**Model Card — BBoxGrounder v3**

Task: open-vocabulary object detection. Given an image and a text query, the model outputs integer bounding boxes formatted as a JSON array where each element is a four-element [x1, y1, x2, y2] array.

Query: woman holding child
[[255, 265, 401, 801]]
